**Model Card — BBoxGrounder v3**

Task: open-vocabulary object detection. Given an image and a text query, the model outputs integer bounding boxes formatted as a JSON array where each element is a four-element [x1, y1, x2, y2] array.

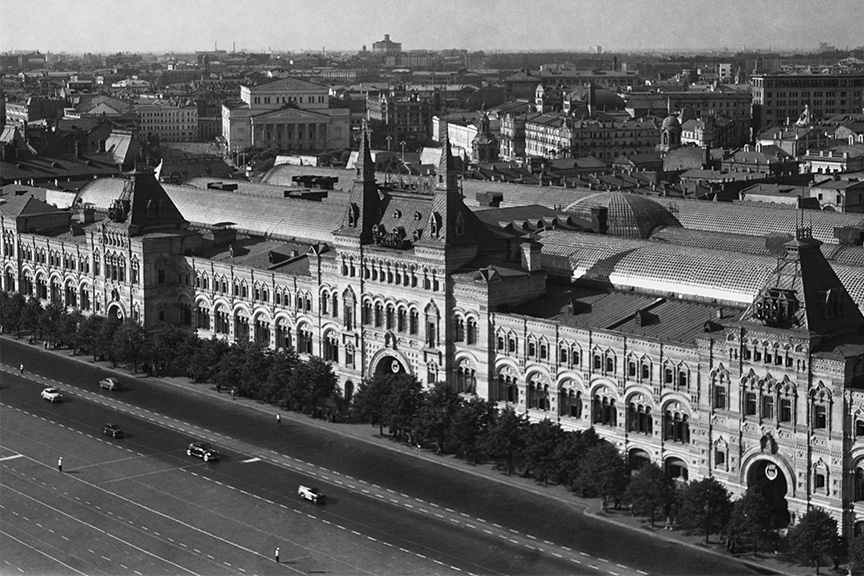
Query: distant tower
[[471, 107, 499, 163], [658, 115, 682, 153]]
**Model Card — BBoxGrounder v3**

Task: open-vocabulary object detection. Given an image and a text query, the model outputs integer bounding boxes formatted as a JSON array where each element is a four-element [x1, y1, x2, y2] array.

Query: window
[[813, 404, 827, 429], [745, 392, 757, 416], [761, 395, 774, 420], [714, 386, 727, 410], [780, 398, 793, 423], [715, 449, 726, 466], [814, 471, 826, 490]]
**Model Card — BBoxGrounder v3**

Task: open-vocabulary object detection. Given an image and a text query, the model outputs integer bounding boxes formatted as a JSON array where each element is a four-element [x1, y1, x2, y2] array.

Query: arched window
[[466, 317, 477, 345], [298, 324, 314, 355], [593, 391, 617, 426], [664, 410, 690, 443], [559, 382, 582, 419], [627, 401, 653, 435], [527, 376, 549, 411]]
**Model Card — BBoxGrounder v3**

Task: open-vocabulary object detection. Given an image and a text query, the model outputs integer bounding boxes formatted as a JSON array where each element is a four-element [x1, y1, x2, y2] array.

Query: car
[[186, 441, 220, 462], [103, 424, 124, 438], [298, 485, 326, 504], [41, 387, 63, 402], [99, 377, 120, 391]]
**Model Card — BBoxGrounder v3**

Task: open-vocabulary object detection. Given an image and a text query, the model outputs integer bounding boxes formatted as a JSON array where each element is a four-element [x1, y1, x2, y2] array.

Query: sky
[[3, 0, 863, 54]]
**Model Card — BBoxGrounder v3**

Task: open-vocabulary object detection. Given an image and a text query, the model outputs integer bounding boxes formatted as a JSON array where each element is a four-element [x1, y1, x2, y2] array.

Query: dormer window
[[754, 288, 799, 327]]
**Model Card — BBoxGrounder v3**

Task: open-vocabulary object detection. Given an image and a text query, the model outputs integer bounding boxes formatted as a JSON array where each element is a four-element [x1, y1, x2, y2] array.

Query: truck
[[298, 485, 326, 504]]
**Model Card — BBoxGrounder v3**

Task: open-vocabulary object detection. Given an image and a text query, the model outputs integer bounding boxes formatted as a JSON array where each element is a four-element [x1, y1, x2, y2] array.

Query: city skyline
[[4, 0, 864, 55]]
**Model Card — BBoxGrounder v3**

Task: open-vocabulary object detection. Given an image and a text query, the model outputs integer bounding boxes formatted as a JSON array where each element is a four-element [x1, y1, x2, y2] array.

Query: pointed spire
[[438, 136, 455, 175], [354, 121, 374, 182]]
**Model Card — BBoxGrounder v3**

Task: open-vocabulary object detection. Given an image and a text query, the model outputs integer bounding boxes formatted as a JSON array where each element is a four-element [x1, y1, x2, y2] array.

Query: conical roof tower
[[742, 223, 864, 338], [335, 126, 380, 243]]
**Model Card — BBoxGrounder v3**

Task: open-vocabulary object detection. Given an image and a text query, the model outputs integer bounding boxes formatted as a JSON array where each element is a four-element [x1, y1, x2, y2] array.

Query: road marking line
[[0, 454, 23, 462]]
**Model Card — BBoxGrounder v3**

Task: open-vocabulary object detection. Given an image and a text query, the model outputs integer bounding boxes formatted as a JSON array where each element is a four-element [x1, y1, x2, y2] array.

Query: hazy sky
[[4, 0, 863, 54]]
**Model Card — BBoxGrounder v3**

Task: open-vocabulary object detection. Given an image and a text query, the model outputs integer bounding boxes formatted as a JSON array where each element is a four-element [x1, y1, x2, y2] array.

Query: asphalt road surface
[[1, 338, 763, 575]]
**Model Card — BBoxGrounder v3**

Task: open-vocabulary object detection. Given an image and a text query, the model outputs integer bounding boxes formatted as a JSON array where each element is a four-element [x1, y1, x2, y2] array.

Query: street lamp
[[385, 135, 393, 151]]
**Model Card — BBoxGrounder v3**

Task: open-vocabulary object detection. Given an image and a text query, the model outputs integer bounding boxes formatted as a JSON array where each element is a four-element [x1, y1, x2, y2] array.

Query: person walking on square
[[276, 413, 281, 425], [58, 456, 63, 472], [275, 547, 280, 563], [19, 363, 24, 374]]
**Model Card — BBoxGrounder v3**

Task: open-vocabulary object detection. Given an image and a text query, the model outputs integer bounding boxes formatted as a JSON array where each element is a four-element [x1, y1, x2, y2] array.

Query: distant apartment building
[[801, 144, 864, 175], [136, 100, 199, 142], [751, 73, 864, 130], [809, 174, 864, 212], [221, 77, 350, 153], [625, 89, 752, 148], [5, 96, 68, 126], [366, 88, 433, 149], [518, 114, 659, 161], [504, 68, 640, 100]]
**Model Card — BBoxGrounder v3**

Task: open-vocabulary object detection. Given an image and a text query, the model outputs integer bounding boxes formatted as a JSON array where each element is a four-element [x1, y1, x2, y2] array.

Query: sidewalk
[[5, 335, 821, 576]]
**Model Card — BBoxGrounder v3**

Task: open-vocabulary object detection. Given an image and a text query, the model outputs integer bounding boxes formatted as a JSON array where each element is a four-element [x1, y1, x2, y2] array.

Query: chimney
[[520, 241, 542, 272]]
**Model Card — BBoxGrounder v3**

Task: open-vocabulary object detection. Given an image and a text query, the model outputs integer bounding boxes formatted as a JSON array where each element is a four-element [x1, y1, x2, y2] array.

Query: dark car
[[103, 423, 124, 438], [186, 441, 220, 462]]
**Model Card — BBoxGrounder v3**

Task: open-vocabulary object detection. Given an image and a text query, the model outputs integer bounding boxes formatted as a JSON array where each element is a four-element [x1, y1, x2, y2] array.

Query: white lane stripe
[[0, 529, 89, 576], [0, 454, 24, 462]]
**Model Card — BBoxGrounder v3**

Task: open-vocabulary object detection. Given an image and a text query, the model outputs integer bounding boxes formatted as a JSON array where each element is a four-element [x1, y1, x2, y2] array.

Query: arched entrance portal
[[628, 448, 651, 472], [665, 457, 689, 482], [107, 303, 124, 322], [374, 354, 407, 377], [747, 459, 790, 528]]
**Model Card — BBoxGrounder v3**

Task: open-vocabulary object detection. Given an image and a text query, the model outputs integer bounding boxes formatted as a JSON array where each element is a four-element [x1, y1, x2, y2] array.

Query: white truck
[[298, 485, 326, 504]]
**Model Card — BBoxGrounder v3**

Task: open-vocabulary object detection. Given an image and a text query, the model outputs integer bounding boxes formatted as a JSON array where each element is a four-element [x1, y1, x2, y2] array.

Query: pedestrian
[[276, 413, 281, 425], [44, 340, 48, 349], [275, 547, 279, 563], [216, 383, 221, 394], [664, 516, 672, 530], [58, 456, 63, 473], [19, 363, 24, 374], [601, 495, 608, 513], [231, 388, 235, 400]]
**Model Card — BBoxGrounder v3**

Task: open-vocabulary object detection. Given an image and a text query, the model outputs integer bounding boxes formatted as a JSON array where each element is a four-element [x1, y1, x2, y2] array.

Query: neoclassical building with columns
[[3, 134, 864, 537]]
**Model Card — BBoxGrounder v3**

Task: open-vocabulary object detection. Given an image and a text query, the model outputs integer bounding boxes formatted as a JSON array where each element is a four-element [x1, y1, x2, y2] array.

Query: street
[[1, 337, 764, 575]]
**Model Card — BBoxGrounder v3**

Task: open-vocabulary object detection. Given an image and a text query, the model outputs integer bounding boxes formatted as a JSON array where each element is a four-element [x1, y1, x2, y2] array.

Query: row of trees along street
[[0, 291, 861, 573]]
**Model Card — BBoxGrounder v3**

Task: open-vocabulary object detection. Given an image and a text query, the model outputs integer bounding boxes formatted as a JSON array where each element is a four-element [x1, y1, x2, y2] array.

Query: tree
[[236, 342, 271, 399], [97, 316, 121, 364], [290, 356, 340, 414], [450, 398, 496, 464], [483, 407, 529, 476], [189, 336, 229, 383], [352, 374, 394, 435], [112, 318, 149, 373], [522, 418, 564, 485], [214, 342, 246, 392], [728, 489, 775, 557], [77, 314, 104, 360], [624, 462, 675, 527], [788, 507, 838, 574], [677, 477, 733, 543], [383, 374, 424, 440], [60, 309, 83, 354], [414, 383, 462, 453], [39, 301, 66, 346], [849, 532, 864, 573], [151, 323, 192, 376], [21, 297, 43, 337], [553, 428, 603, 491], [263, 348, 299, 407], [576, 440, 628, 500], [0, 292, 26, 337]]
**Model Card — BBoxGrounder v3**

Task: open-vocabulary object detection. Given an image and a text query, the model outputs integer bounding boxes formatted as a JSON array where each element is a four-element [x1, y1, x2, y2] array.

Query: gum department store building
[[3, 132, 864, 535]]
